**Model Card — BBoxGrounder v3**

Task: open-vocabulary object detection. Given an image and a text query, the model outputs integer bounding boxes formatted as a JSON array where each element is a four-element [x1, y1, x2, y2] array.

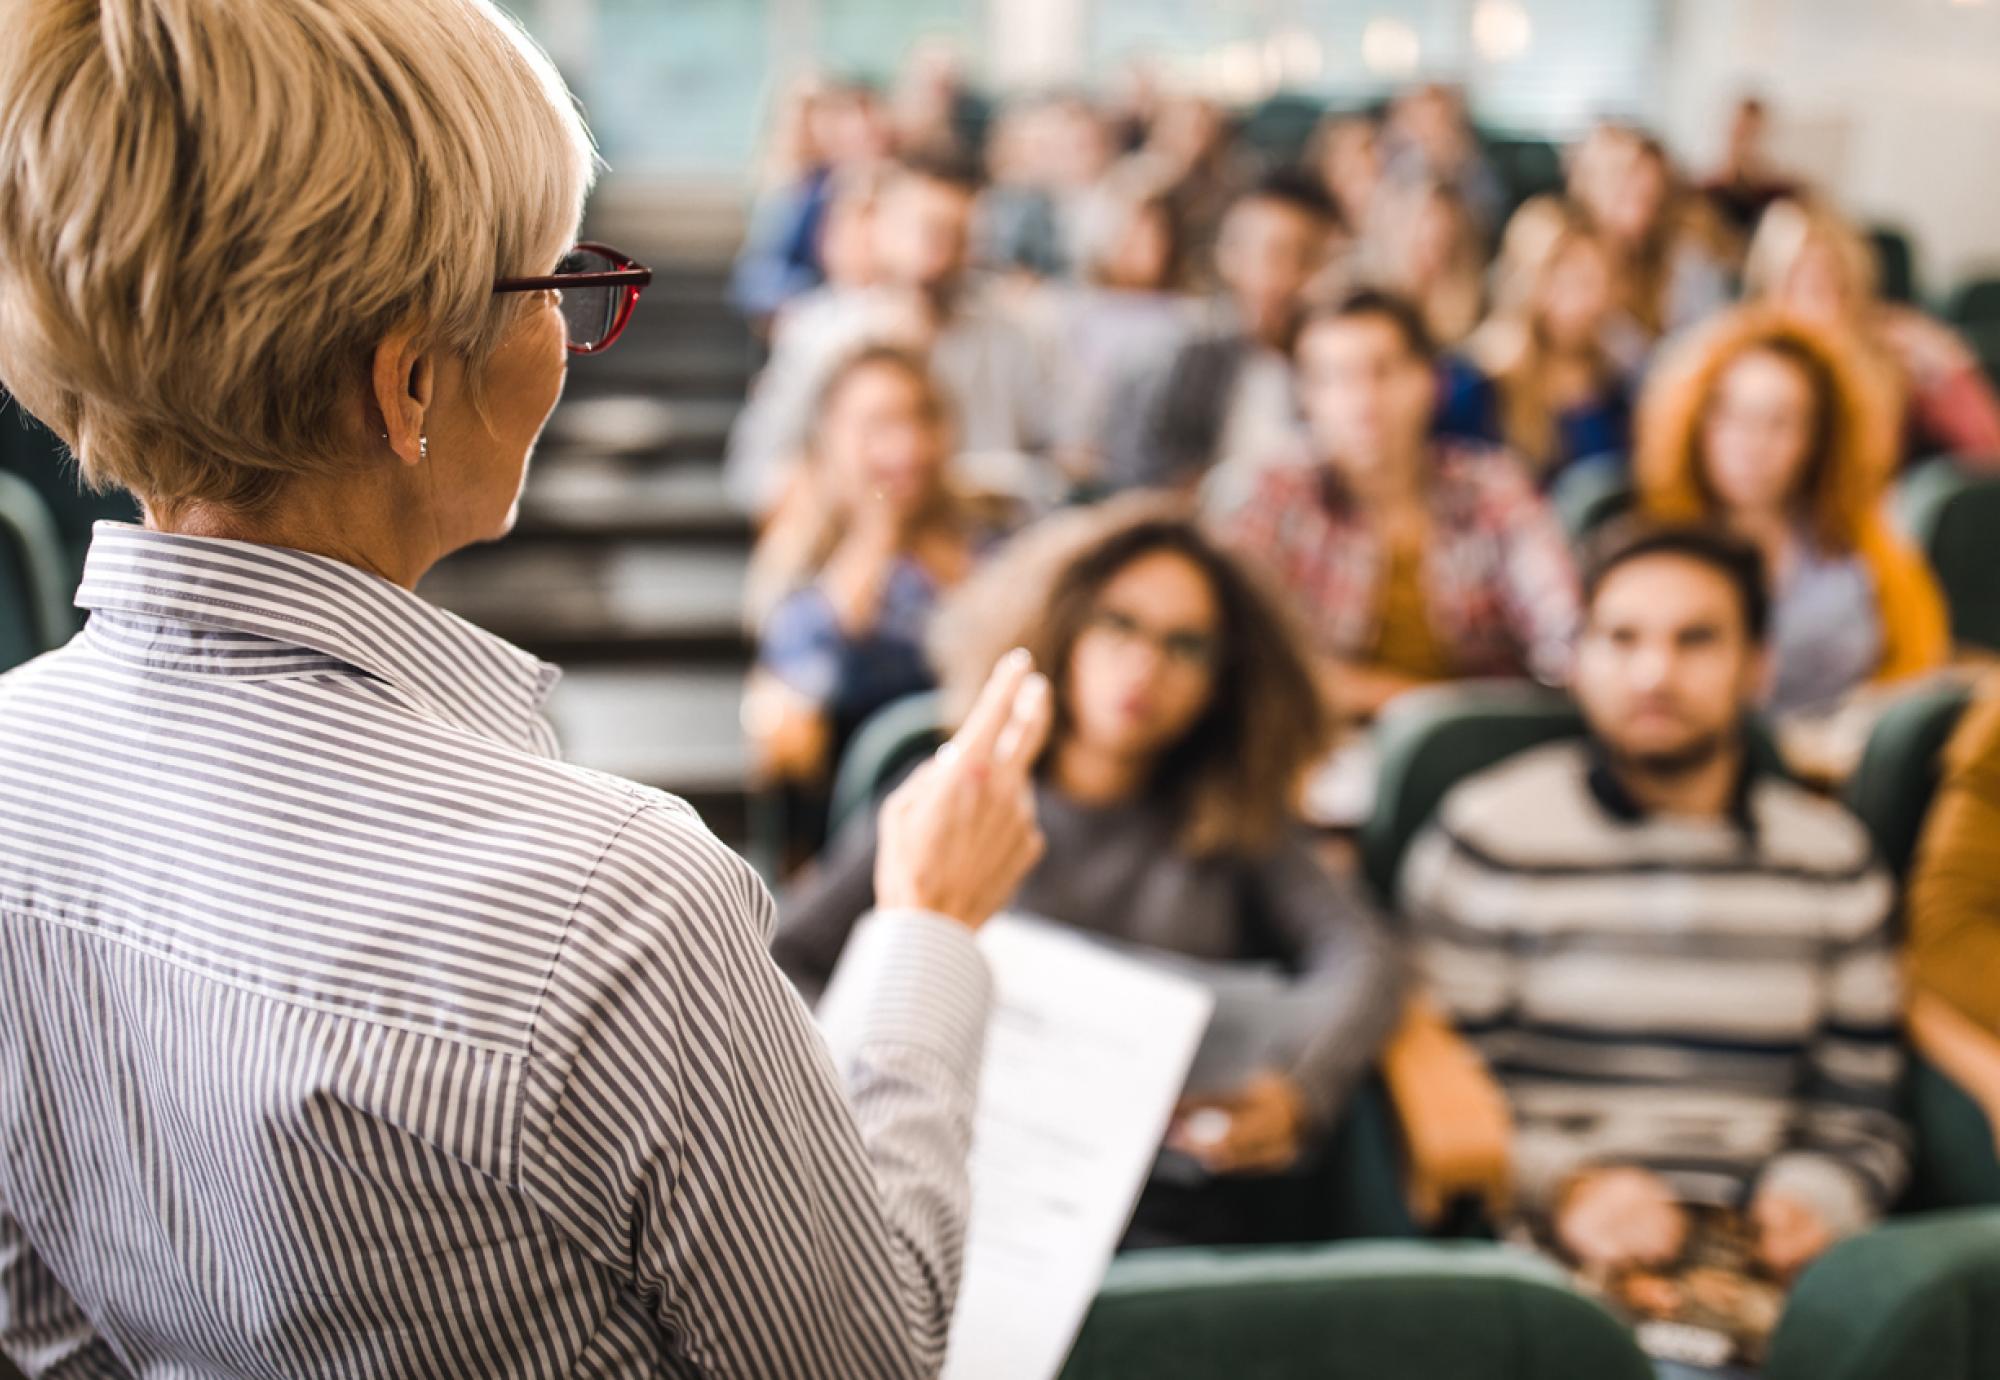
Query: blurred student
[[1310, 112, 1385, 244], [774, 497, 1400, 1247], [1100, 171, 1334, 490], [1574, 129, 1732, 355], [761, 162, 887, 351], [891, 39, 982, 162], [743, 346, 992, 786], [726, 153, 1047, 516], [1032, 186, 1190, 474], [1359, 176, 1486, 349], [1402, 524, 1906, 1293], [1634, 307, 1947, 717], [1447, 198, 1634, 482], [977, 95, 1069, 280], [1118, 94, 1258, 292], [1221, 291, 1580, 723], [1746, 198, 2000, 465], [1701, 95, 1801, 241], [1380, 83, 1505, 236], [731, 77, 891, 324]]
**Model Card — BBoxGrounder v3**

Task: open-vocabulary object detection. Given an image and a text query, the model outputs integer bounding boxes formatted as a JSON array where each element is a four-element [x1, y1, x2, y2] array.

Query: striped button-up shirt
[[0, 524, 991, 1378]]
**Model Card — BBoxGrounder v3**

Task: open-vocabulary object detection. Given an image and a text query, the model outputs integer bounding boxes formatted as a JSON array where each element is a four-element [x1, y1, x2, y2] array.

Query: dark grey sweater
[[773, 785, 1403, 1128]]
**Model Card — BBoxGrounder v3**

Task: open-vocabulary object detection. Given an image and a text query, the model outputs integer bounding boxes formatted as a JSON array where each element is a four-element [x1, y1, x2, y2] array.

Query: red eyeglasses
[[494, 241, 653, 354]]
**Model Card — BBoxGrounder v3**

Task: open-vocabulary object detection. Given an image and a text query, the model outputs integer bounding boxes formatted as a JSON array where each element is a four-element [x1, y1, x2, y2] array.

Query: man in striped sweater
[[1400, 524, 1906, 1282]]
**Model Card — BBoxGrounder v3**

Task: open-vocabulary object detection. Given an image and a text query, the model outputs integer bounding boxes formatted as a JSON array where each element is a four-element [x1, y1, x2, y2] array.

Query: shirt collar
[[1582, 730, 1762, 836], [76, 523, 560, 747]]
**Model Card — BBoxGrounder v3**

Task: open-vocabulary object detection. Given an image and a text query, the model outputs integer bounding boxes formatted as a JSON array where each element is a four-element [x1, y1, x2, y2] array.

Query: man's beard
[[1605, 726, 1736, 781]]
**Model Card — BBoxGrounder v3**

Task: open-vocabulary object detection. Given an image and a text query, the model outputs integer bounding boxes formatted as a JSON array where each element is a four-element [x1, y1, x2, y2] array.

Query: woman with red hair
[[1634, 306, 1947, 716]]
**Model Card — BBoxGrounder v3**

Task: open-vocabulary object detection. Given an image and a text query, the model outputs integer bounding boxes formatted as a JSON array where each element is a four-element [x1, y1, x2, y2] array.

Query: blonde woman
[[1360, 176, 1486, 348], [1573, 129, 1733, 350], [743, 344, 998, 785], [1746, 197, 2000, 466], [0, 1, 1048, 1373], [1450, 198, 1635, 482]]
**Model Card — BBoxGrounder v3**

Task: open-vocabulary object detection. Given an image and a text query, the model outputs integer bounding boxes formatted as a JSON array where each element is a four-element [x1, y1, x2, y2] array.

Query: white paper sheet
[[941, 915, 1214, 1380]]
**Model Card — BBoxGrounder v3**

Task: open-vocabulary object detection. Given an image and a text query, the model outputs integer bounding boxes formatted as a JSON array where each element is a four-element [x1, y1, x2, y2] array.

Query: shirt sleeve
[[758, 586, 847, 706], [1247, 834, 1403, 1129], [1, 1210, 126, 1378], [1909, 363, 2000, 462], [520, 802, 990, 1379]]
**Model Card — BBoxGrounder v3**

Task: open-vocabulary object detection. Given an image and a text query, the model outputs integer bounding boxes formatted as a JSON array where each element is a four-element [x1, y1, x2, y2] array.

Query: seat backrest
[[1360, 681, 1792, 906], [1947, 274, 2000, 328], [1843, 680, 1975, 883], [1359, 682, 1584, 903], [1547, 457, 1634, 544], [1060, 1241, 1655, 1380], [1486, 136, 1565, 215], [1867, 224, 1918, 305], [826, 690, 947, 840], [1965, 319, 2000, 392], [0, 396, 138, 581], [0, 468, 73, 673], [1899, 460, 2000, 653]]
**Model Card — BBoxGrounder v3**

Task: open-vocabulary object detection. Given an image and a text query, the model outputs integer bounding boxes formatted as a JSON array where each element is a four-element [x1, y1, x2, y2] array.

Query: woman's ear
[[370, 327, 435, 467]]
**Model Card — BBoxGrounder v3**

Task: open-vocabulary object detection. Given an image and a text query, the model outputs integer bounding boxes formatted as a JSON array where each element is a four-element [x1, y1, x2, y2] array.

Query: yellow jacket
[[1909, 687, 2000, 1030], [1858, 516, 1950, 684]]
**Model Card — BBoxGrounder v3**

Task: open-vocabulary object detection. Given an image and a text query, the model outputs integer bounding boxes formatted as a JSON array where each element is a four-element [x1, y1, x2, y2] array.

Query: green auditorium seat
[[1485, 136, 1565, 217], [1898, 460, 2000, 653], [1547, 459, 1634, 545], [1058, 1242, 1653, 1380], [1866, 224, 1918, 306], [1843, 680, 2000, 1212], [1964, 318, 2000, 391], [1845, 678, 1974, 883], [0, 395, 138, 589], [1946, 274, 2000, 328], [0, 467, 73, 673], [1764, 1208, 2000, 1380], [825, 689, 947, 840], [1240, 93, 1330, 169]]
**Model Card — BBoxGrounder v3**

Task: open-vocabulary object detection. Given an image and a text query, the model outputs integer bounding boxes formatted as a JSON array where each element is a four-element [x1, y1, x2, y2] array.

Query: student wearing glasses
[[0, 2, 1053, 1375], [775, 497, 1400, 1247]]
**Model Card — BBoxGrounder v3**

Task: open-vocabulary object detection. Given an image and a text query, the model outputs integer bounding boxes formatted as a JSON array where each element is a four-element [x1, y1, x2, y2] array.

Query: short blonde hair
[[0, 0, 595, 510]]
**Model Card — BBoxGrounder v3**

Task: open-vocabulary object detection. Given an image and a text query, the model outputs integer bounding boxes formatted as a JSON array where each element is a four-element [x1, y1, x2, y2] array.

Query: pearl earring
[[419, 434, 429, 462]]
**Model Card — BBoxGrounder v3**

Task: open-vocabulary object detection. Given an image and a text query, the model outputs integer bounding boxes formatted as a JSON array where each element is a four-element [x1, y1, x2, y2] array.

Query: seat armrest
[[1910, 989, 2000, 1159], [1381, 996, 1515, 1224]]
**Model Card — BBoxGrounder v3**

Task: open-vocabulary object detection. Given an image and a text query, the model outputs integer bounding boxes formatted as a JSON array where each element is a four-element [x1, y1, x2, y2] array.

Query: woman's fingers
[[993, 672, 1054, 780], [947, 649, 1034, 770]]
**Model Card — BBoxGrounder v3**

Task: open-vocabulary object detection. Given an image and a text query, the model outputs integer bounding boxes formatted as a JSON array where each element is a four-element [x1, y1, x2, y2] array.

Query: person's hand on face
[[1167, 1071, 1310, 1176], [874, 650, 1053, 930], [1749, 1190, 1836, 1280], [1555, 1166, 1689, 1271]]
